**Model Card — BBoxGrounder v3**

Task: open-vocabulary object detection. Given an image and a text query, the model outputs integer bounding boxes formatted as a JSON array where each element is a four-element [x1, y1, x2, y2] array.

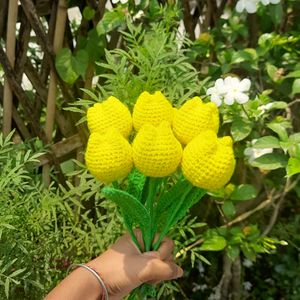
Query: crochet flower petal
[[172, 97, 219, 145], [85, 129, 133, 183], [132, 121, 182, 177], [132, 91, 173, 131], [87, 96, 132, 138], [182, 130, 236, 190]]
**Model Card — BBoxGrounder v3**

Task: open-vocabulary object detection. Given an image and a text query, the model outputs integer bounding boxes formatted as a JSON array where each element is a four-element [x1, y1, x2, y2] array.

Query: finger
[[139, 259, 183, 283], [156, 237, 174, 260]]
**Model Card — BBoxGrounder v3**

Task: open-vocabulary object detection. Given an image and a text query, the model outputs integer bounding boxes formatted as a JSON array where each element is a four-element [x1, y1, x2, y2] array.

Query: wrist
[[72, 267, 105, 300]]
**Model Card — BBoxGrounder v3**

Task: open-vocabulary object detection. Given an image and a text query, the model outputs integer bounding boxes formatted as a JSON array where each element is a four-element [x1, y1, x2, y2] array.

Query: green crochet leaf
[[102, 187, 151, 249], [153, 185, 206, 250], [126, 168, 146, 201], [170, 187, 206, 227], [121, 209, 142, 251]]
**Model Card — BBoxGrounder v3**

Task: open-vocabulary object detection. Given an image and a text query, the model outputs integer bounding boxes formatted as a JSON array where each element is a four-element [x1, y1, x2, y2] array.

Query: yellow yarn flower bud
[[132, 91, 173, 131], [132, 121, 182, 177], [87, 96, 132, 138], [85, 128, 133, 183], [172, 97, 219, 145], [182, 130, 235, 190]]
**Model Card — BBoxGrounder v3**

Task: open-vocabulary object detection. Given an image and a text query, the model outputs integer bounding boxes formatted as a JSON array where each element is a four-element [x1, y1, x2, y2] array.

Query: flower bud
[[132, 91, 173, 131], [172, 97, 219, 145], [85, 129, 133, 183], [182, 130, 235, 190], [132, 121, 182, 177], [87, 96, 132, 138]]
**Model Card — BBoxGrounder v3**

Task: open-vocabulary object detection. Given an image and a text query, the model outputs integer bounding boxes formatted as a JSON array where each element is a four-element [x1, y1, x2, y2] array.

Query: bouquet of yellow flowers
[[85, 91, 235, 298]]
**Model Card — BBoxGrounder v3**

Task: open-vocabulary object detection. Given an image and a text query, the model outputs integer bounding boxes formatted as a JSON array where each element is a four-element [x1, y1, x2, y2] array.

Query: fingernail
[[177, 268, 184, 278]]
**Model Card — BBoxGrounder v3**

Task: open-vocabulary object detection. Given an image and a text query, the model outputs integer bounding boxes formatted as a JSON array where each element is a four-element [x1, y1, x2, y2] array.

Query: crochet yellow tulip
[[132, 121, 182, 177], [85, 129, 133, 183], [172, 97, 219, 145], [182, 130, 235, 190], [87, 96, 132, 138], [132, 91, 173, 131]]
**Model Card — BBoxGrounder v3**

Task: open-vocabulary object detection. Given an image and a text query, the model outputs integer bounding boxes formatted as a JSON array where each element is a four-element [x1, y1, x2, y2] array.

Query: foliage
[[0, 133, 124, 299]]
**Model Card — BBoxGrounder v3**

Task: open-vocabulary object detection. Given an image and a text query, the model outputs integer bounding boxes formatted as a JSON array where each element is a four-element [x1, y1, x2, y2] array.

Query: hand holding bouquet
[[85, 91, 236, 298]]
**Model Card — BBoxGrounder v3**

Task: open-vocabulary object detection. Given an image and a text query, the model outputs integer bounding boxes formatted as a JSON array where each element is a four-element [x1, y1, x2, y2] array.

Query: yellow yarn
[[85, 129, 133, 183], [172, 97, 219, 145], [132, 91, 173, 131], [182, 130, 235, 190], [132, 121, 182, 177], [87, 96, 132, 138]]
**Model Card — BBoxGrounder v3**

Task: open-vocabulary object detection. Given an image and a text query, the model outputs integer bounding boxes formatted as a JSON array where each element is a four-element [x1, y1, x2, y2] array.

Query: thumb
[[139, 258, 183, 283]]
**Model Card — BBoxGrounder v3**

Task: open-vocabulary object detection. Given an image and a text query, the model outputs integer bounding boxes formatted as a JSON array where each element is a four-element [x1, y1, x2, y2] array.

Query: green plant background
[[0, 0, 299, 299]]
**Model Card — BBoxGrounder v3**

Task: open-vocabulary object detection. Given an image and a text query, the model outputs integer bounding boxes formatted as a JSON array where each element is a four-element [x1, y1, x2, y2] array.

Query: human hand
[[88, 231, 183, 300]]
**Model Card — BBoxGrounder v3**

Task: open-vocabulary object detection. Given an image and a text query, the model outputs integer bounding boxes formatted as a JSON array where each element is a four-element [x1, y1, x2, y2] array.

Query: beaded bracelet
[[67, 263, 109, 300]]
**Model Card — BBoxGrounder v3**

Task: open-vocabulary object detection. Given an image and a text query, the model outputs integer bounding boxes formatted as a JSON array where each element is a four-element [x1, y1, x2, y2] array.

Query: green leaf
[[284, 70, 300, 79], [9, 268, 26, 277], [170, 187, 206, 227], [241, 244, 256, 260], [231, 117, 253, 141], [96, 9, 126, 35], [286, 157, 300, 177], [252, 153, 288, 170], [269, 2, 283, 27], [5, 278, 9, 298], [55, 48, 78, 84], [267, 123, 288, 141], [252, 136, 280, 149], [85, 29, 106, 61], [289, 133, 300, 143], [83, 6, 95, 20], [154, 184, 205, 250], [101, 187, 151, 244], [266, 63, 280, 82], [266, 101, 288, 110], [222, 201, 236, 218], [72, 50, 89, 78], [292, 78, 300, 96], [230, 184, 258, 201], [200, 235, 227, 251], [227, 245, 240, 261]]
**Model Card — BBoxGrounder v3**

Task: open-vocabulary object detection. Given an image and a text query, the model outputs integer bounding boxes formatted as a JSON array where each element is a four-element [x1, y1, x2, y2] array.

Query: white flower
[[236, 0, 259, 13], [207, 76, 251, 107], [133, 10, 144, 21], [223, 77, 251, 105], [243, 281, 253, 291], [258, 103, 273, 111], [112, 0, 128, 4], [260, 0, 280, 5], [243, 258, 254, 268], [207, 78, 227, 107]]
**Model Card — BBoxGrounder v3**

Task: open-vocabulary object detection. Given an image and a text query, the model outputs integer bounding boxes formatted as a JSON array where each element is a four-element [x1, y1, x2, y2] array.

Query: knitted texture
[[87, 96, 132, 138], [172, 97, 219, 145], [182, 130, 235, 190], [85, 129, 133, 183], [132, 121, 182, 177], [132, 91, 173, 131]]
